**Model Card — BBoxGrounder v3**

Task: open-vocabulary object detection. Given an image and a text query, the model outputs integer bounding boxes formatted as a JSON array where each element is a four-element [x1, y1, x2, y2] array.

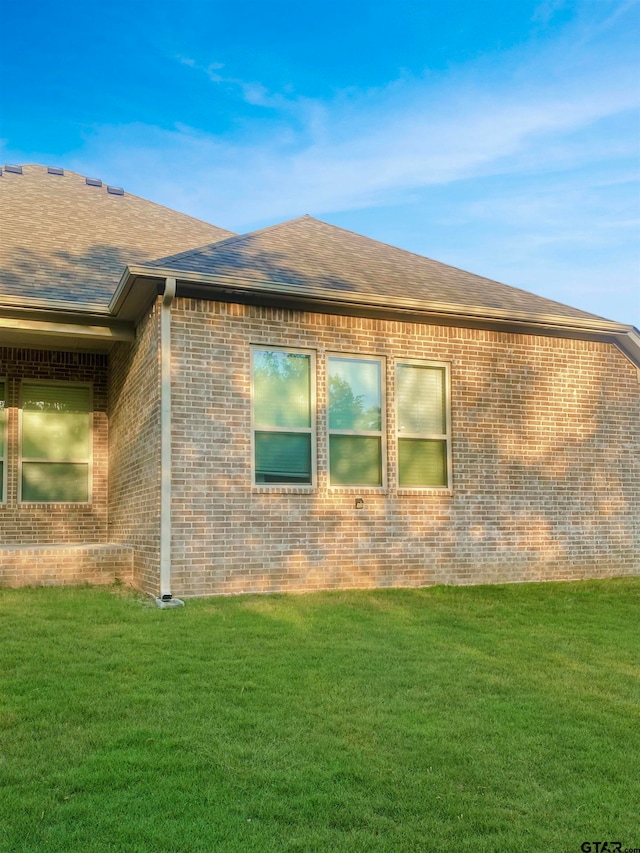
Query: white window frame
[[250, 345, 316, 488], [18, 380, 94, 504], [0, 378, 6, 504], [327, 353, 387, 489], [395, 359, 452, 490]]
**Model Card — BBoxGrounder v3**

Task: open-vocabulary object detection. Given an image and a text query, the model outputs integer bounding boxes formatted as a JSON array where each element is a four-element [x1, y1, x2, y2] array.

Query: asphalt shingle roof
[[0, 164, 234, 308], [1, 164, 610, 325], [147, 215, 607, 323]]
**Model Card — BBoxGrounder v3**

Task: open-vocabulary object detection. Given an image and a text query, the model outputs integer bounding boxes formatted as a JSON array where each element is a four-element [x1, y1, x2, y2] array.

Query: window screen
[[328, 356, 383, 486]]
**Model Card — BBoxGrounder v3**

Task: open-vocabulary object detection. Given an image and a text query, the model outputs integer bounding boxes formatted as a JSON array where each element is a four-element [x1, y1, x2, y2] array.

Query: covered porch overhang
[[0, 302, 134, 352], [0, 283, 173, 603]]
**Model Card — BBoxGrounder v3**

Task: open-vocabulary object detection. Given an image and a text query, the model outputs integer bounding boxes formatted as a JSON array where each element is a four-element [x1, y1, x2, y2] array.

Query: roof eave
[[27, 265, 636, 366], [612, 327, 640, 368], [118, 263, 638, 334], [0, 292, 113, 316], [109, 265, 165, 322]]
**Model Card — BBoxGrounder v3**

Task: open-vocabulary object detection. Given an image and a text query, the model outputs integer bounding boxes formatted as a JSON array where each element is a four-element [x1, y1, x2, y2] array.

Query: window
[[396, 362, 450, 488], [0, 380, 6, 502], [20, 382, 92, 503], [328, 356, 384, 486], [250, 349, 452, 491], [252, 348, 314, 485]]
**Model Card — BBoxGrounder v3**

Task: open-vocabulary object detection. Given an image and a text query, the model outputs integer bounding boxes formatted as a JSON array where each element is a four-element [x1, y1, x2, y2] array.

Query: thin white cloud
[[532, 0, 569, 24], [77, 63, 635, 227], [5, 0, 636, 321], [145, 2, 638, 222], [115, 1, 635, 225], [599, 0, 640, 30], [177, 55, 298, 110]]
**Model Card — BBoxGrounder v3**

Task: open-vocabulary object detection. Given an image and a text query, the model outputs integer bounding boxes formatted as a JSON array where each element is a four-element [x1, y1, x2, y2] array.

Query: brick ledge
[[0, 543, 133, 588]]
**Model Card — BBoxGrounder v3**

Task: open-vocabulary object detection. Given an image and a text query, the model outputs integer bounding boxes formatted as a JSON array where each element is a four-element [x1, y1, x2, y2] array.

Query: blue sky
[[1, 0, 639, 325]]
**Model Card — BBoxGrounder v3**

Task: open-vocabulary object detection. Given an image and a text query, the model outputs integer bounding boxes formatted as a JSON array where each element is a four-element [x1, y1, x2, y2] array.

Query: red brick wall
[[107, 302, 161, 594], [168, 299, 640, 596], [0, 347, 108, 544]]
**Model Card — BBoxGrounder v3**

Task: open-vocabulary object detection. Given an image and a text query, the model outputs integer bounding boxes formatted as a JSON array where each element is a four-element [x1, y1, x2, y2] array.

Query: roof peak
[[143, 211, 611, 326], [145, 214, 325, 268]]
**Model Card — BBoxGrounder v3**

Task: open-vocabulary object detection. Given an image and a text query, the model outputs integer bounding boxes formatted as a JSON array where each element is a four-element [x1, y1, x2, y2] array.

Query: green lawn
[[1, 579, 639, 853]]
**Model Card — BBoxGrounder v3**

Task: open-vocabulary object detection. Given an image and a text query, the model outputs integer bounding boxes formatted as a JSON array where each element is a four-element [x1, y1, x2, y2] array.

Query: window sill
[[17, 501, 93, 507], [327, 487, 388, 495], [251, 486, 316, 495], [396, 488, 453, 496]]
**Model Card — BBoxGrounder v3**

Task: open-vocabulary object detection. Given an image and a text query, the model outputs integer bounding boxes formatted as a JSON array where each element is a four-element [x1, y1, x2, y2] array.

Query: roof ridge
[[207, 214, 316, 247], [5, 164, 236, 237]]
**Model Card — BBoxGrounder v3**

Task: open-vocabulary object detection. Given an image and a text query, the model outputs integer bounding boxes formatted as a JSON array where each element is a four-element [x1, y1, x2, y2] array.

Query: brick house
[[1, 164, 638, 598]]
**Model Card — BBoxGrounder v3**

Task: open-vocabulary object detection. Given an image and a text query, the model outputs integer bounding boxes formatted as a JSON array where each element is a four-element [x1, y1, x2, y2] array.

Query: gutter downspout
[[156, 278, 184, 608]]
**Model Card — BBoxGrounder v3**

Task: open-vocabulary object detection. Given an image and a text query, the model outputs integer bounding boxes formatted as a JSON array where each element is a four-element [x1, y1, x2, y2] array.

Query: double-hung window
[[396, 362, 450, 488], [0, 380, 6, 502], [20, 382, 92, 503], [252, 348, 315, 485], [328, 355, 384, 486]]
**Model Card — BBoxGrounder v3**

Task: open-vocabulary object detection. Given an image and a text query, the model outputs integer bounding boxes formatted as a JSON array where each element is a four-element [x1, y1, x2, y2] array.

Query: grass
[[0, 579, 639, 853]]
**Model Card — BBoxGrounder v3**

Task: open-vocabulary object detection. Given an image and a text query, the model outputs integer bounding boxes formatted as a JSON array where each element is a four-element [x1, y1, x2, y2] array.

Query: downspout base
[[155, 596, 185, 608]]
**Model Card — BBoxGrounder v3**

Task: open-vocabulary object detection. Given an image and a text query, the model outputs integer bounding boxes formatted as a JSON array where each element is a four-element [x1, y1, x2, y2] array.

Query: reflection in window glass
[[328, 357, 383, 486], [252, 349, 313, 484]]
